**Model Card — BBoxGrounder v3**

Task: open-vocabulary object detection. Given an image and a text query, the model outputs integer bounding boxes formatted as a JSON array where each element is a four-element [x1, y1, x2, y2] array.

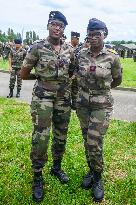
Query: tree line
[[0, 28, 39, 44], [0, 28, 136, 46], [105, 40, 136, 46]]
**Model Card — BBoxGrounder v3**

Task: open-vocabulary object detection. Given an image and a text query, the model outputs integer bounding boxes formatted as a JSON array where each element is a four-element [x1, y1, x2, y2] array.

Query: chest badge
[[58, 59, 65, 67], [89, 65, 96, 71]]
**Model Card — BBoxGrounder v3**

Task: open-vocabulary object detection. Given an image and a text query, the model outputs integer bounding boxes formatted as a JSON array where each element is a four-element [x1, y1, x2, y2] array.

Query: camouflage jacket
[[23, 38, 74, 83], [10, 47, 26, 69], [75, 47, 122, 91], [3, 45, 11, 59]]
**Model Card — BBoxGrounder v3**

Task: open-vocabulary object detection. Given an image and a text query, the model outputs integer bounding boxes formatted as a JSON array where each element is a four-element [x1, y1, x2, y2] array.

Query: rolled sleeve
[[111, 56, 122, 79]]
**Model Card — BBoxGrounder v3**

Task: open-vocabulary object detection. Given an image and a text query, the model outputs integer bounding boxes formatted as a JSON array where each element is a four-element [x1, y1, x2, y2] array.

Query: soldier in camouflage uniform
[[3, 42, 12, 60], [74, 18, 122, 202], [70, 31, 80, 48], [0, 41, 3, 57], [70, 32, 81, 109], [7, 39, 26, 98], [133, 50, 136, 62], [60, 33, 67, 44], [20, 11, 74, 202], [84, 36, 90, 48]]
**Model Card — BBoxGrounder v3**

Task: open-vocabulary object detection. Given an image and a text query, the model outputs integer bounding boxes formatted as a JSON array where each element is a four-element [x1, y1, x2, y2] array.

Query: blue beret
[[14, 39, 22, 44], [71, 31, 80, 38], [87, 18, 106, 31], [48, 11, 68, 26]]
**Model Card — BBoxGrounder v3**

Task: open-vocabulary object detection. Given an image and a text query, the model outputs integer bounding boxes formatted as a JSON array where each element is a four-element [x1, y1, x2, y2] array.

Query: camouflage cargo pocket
[[34, 86, 45, 98], [34, 86, 54, 100], [76, 92, 89, 108], [106, 93, 114, 105], [90, 94, 113, 108]]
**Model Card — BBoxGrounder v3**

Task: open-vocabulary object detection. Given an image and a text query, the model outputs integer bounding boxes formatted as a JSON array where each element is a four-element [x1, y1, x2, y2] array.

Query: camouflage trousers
[[76, 89, 113, 173], [9, 68, 22, 91], [30, 85, 71, 172], [71, 77, 78, 107]]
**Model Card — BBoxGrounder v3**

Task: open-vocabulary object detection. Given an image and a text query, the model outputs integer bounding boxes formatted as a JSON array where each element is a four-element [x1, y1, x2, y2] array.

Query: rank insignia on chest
[[58, 59, 65, 67], [89, 65, 96, 71]]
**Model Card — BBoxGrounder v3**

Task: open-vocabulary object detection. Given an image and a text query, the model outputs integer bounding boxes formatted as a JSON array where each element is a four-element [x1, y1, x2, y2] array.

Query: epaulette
[[27, 40, 43, 52], [107, 48, 118, 55]]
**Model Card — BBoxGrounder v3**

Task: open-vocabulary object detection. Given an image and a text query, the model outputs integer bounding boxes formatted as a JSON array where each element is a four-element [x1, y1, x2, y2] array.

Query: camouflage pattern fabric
[[30, 83, 71, 171], [9, 69, 22, 90], [70, 44, 83, 108], [23, 38, 74, 81], [76, 90, 113, 172], [133, 50, 136, 62], [75, 46, 122, 173], [9, 48, 26, 90], [71, 76, 78, 109], [0, 42, 3, 57], [9, 47, 26, 69], [23, 38, 74, 172], [75, 47, 122, 91], [3, 45, 11, 60]]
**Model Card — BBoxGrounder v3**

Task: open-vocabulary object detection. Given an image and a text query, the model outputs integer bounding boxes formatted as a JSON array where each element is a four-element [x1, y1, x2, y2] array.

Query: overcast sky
[[0, 0, 136, 42]]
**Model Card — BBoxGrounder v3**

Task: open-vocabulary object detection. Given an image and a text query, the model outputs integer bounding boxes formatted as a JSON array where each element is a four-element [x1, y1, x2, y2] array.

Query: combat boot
[[51, 159, 69, 184], [7, 88, 13, 98], [92, 172, 104, 202], [81, 170, 93, 189], [32, 171, 44, 202], [16, 89, 20, 98]]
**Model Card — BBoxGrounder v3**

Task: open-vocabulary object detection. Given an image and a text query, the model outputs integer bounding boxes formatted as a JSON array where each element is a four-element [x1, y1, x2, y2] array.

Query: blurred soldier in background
[[83, 36, 90, 48], [70, 31, 80, 48], [70, 31, 81, 109], [133, 50, 136, 62], [0, 41, 3, 58], [120, 49, 125, 58], [3, 42, 12, 60], [7, 39, 26, 98], [60, 33, 67, 44]]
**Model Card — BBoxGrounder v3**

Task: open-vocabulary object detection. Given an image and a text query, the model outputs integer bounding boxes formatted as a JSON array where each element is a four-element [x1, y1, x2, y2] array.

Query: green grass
[[120, 58, 136, 88], [0, 58, 136, 88], [0, 97, 135, 205], [0, 58, 9, 71]]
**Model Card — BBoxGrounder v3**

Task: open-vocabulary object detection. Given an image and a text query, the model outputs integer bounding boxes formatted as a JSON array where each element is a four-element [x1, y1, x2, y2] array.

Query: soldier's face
[[15, 44, 21, 50], [87, 29, 105, 47], [71, 37, 79, 47], [48, 20, 65, 39]]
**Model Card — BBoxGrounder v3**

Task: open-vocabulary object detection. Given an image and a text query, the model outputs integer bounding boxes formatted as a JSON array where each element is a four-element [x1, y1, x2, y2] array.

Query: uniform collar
[[44, 37, 64, 51], [43, 37, 52, 49], [87, 45, 107, 55]]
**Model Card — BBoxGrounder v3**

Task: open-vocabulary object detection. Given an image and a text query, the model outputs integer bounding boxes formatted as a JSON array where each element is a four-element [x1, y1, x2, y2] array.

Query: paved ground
[[0, 72, 136, 122]]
